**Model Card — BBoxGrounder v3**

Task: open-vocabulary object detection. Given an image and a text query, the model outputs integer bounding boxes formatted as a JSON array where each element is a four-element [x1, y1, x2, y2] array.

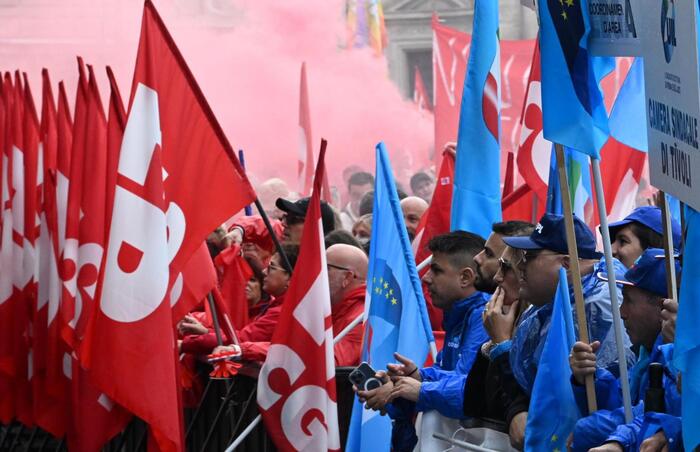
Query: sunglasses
[[521, 250, 561, 264], [283, 214, 304, 226], [327, 263, 357, 279]]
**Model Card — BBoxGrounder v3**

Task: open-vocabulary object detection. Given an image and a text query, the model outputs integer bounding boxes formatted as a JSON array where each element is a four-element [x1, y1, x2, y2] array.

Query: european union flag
[[450, 0, 501, 238], [525, 267, 580, 451], [345, 142, 435, 452], [538, 0, 612, 158], [673, 206, 700, 451]]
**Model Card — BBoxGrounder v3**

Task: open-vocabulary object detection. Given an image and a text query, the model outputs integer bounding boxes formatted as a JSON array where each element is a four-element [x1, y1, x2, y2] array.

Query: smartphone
[[348, 362, 383, 391]]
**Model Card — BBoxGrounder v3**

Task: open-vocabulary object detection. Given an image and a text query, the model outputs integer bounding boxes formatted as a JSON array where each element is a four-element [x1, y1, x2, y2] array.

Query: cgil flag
[[346, 142, 435, 452], [450, 0, 502, 238], [258, 140, 340, 451], [524, 267, 579, 450], [82, 1, 256, 450]]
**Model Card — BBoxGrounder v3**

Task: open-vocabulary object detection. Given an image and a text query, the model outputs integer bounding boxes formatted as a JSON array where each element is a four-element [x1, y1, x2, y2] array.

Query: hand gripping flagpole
[[554, 144, 597, 413], [590, 157, 633, 422]]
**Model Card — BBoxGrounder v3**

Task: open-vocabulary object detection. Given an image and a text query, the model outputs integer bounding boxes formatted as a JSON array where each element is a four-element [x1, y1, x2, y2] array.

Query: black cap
[[276, 197, 336, 234]]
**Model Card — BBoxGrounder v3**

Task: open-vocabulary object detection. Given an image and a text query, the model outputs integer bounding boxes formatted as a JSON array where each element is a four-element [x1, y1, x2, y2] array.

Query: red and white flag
[[0, 73, 17, 423], [298, 62, 314, 196], [258, 139, 340, 451], [515, 42, 550, 208], [82, 2, 256, 450], [413, 66, 432, 113]]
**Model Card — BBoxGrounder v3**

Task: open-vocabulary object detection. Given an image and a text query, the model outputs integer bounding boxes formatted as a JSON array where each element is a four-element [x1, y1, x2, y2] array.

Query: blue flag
[[450, 0, 501, 237], [345, 142, 435, 451], [538, 0, 612, 158], [673, 206, 700, 451], [525, 267, 580, 450], [608, 58, 647, 152]]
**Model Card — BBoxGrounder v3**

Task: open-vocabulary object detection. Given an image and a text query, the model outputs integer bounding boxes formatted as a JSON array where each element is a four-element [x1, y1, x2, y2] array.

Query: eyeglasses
[[327, 263, 357, 279], [521, 250, 561, 264]]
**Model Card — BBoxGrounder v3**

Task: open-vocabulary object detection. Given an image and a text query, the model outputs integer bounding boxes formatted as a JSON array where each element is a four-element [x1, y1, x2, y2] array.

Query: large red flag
[[258, 140, 340, 451], [83, 2, 256, 450]]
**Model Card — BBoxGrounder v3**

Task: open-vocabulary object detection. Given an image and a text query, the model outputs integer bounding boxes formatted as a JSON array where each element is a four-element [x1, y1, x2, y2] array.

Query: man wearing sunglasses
[[500, 214, 635, 412], [276, 196, 336, 244]]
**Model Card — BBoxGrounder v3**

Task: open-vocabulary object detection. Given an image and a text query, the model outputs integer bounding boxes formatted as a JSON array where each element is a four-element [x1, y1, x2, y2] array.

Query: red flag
[[432, 16, 533, 168], [83, 2, 256, 450], [44, 81, 72, 404], [298, 62, 314, 196], [0, 73, 17, 423], [502, 151, 515, 199], [515, 42, 549, 208], [412, 148, 454, 329], [413, 66, 432, 113], [214, 243, 253, 330], [258, 139, 340, 451], [59, 58, 88, 349], [32, 69, 67, 437], [502, 183, 536, 222]]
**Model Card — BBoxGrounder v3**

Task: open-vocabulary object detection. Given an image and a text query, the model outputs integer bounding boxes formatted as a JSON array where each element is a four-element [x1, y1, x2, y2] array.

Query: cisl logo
[[661, 0, 676, 63]]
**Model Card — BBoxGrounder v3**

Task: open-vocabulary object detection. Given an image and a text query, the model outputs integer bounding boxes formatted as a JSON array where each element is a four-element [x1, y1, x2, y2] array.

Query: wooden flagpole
[[659, 192, 679, 301], [554, 144, 597, 413]]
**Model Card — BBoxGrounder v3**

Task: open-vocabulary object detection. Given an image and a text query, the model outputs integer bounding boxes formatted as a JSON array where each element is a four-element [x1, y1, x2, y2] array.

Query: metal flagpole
[[659, 192, 679, 301], [554, 144, 597, 413], [590, 157, 633, 422]]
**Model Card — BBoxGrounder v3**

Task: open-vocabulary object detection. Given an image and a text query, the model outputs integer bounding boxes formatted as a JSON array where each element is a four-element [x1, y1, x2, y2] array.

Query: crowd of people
[[176, 165, 684, 451]]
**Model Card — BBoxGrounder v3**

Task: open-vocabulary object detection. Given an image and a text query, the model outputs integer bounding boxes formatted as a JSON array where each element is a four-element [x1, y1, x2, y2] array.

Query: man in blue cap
[[499, 213, 634, 396], [569, 249, 682, 451], [608, 206, 681, 269]]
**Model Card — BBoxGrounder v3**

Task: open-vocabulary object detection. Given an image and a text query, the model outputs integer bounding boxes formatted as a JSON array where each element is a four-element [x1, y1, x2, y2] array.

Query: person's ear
[[460, 266, 475, 288], [560, 255, 571, 270]]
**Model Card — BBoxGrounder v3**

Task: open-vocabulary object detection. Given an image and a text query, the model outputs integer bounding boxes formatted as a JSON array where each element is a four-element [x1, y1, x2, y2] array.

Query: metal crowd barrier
[[0, 367, 356, 452]]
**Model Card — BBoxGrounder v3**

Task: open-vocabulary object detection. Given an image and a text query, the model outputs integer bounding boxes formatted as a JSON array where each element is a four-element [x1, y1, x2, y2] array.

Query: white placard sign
[[588, 0, 642, 56], [643, 0, 700, 210]]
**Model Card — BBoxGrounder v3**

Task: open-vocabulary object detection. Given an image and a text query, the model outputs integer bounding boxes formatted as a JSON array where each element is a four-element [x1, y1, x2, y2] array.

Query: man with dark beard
[[474, 221, 536, 293]]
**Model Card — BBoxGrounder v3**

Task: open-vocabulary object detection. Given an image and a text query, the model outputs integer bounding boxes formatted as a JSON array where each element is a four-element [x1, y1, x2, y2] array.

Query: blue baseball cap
[[597, 248, 680, 297], [608, 207, 681, 249], [503, 213, 603, 259]]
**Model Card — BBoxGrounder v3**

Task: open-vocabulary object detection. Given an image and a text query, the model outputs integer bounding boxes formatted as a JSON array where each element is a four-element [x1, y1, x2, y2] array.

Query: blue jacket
[[510, 257, 635, 395], [388, 291, 489, 451], [415, 290, 490, 417], [571, 335, 682, 451]]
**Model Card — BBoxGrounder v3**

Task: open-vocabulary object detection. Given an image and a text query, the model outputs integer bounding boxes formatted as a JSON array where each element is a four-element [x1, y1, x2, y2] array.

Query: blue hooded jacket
[[509, 257, 635, 395], [571, 335, 682, 451], [389, 290, 489, 451]]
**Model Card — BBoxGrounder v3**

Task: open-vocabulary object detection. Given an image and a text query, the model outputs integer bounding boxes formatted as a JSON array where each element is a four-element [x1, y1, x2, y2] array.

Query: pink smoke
[[0, 0, 432, 196]]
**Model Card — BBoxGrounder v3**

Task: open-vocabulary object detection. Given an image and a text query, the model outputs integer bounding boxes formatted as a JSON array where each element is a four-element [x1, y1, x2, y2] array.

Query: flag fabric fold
[[450, 0, 502, 238], [524, 267, 579, 450], [346, 142, 434, 451]]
